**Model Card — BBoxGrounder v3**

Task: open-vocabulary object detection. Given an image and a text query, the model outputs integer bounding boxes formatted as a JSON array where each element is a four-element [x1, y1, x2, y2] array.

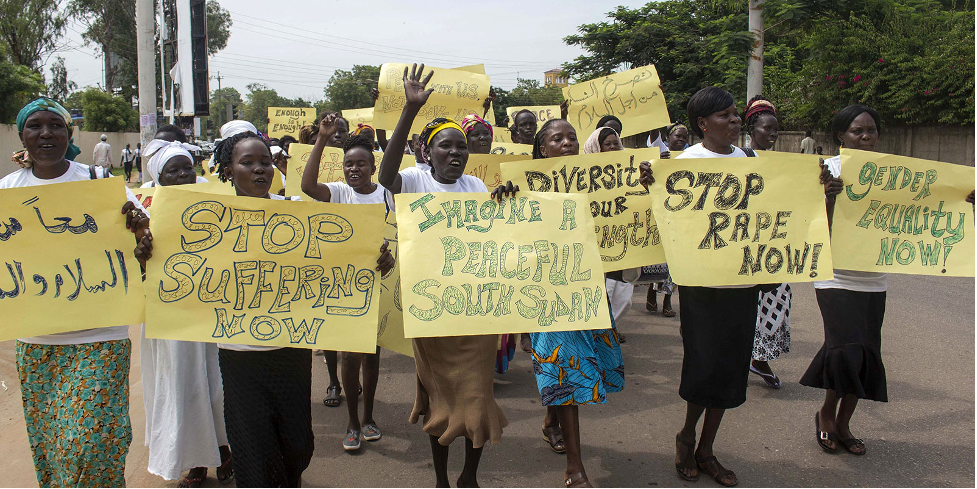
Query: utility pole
[[746, 0, 764, 104], [136, 0, 157, 159]]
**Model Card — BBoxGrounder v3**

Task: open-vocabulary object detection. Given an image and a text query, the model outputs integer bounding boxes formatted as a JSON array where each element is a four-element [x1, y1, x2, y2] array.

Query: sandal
[[662, 307, 676, 318], [674, 433, 698, 481], [645, 300, 658, 313], [542, 425, 567, 454], [565, 471, 593, 488], [696, 455, 737, 487], [839, 437, 866, 455], [749, 365, 782, 389], [178, 468, 207, 488], [323, 385, 342, 407], [815, 412, 838, 453], [216, 454, 233, 483]]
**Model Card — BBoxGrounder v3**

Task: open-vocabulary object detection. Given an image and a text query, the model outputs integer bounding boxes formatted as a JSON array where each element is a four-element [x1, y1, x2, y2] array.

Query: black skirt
[[800, 288, 887, 402], [679, 286, 760, 409], [219, 347, 314, 487]]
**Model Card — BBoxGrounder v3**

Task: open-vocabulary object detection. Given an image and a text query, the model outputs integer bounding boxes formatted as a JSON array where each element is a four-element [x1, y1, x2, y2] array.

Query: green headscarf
[[16, 97, 81, 161]]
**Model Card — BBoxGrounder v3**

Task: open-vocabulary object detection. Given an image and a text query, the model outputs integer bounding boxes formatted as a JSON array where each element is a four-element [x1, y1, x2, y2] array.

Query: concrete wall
[[0, 124, 142, 177]]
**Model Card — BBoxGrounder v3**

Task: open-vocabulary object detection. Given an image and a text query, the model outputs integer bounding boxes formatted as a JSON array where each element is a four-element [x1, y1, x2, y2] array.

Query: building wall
[[0, 125, 143, 177]]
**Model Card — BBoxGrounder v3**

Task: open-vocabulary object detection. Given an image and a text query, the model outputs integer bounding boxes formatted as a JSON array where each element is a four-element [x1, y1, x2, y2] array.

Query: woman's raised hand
[[403, 63, 434, 108], [318, 112, 340, 140], [371, 87, 380, 103], [122, 201, 150, 239], [490, 181, 520, 202], [560, 99, 571, 119], [483, 88, 496, 112], [639, 161, 654, 189]]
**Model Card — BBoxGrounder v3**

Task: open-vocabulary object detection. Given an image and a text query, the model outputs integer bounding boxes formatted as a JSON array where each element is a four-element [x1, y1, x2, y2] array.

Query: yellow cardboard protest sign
[[493, 126, 512, 143], [377, 211, 412, 356], [490, 142, 533, 156], [267, 107, 315, 139], [452, 64, 496, 126], [285, 143, 349, 200], [506, 106, 561, 125], [0, 178, 145, 341], [831, 149, 974, 276], [145, 186, 385, 351], [374, 63, 491, 134], [501, 149, 665, 271], [132, 186, 156, 210], [397, 153, 528, 189], [562, 64, 670, 138], [649, 154, 833, 286], [395, 192, 612, 337], [342, 108, 374, 128]]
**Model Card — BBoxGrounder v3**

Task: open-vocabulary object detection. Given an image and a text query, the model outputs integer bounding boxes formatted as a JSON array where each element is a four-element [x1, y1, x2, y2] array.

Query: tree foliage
[[238, 84, 311, 133], [319, 65, 380, 113], [0, 45, 46, 123], [208, 86, 242, 131], [48, 56, 78, 101], [0, 0, 66, 71], [490, 79, 565, 124], [77, 86, 136, 132], [206, 1, 232, 56], [564, 0, 975, 129]]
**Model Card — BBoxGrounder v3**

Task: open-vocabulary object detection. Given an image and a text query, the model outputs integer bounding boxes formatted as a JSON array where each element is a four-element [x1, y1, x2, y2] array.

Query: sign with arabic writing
[[0, 178, 145, 340], [562, 64, 670, 138]]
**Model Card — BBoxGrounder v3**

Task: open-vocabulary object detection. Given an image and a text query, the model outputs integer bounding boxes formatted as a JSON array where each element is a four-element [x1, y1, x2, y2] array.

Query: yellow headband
[[425, 120, 466, 146]]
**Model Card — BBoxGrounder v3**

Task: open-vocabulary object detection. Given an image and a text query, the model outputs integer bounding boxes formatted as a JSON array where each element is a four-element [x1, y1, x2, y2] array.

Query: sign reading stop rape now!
[[373, 63, 491, 135], [144, 186, 386, 351], [395, 192, 611, 338], [832, 149, 975, 276], [501, 149, 665, 272], [0, 178, 145, 340], [562, 64, 670, 139], [649, 154, 833, 286]]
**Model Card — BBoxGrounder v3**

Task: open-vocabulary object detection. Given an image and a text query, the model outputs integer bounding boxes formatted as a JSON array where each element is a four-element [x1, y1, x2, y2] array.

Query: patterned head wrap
[[745, 99, 776, 121], [352, 123, 375, 136], [143, 139, 201, 184], [461, 113, 493, 139], [13, 98, 80, 167], [667, 123, 688, 136]]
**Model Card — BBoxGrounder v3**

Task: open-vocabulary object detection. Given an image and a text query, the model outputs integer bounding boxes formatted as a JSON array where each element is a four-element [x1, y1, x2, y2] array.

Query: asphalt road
[[0, 273, 973, 487]]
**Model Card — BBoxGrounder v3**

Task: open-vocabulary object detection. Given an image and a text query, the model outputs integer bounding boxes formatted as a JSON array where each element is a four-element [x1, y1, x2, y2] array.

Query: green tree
[[0, 0, 66, 71], [207, 0, 232, 56], [79, 86, 136, 132], [208, 86, 242, 131], [0, 46, 46, 123], [241, 83, 288, 133], [69, 0, 135, 93], [490, 79, 565, 125], [48, 56, 78, 101], [321, 65, 380, 112]]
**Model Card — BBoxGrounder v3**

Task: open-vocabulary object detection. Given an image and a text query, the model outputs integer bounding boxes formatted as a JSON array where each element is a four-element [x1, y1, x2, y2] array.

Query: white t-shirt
[[0, 161, 147, 345], [675, 143, 752, 288], [386, 168, 488, 211], [324, 182, 387, 204], [121, 148, 134, 164], [219, 193, 290, 352], [800, 137, 816, 154], [814, 156, 887, 292]]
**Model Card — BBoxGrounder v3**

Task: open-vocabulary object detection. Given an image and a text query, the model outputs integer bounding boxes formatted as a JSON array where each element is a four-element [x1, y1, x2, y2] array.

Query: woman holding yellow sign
[[377, 63, 510, 489], [2, 97, 149, 487]]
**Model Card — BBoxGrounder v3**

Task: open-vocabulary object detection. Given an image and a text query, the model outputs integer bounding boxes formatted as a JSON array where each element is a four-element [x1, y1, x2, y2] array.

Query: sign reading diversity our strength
[[267, 107, 315, 139], [0, 178, 145, 340], [562, 64, 670, 138], [832, 149, 974, 276], [395, 192, 611, 337], [374, 63, 491, 135], [649, 154, 834, 286], [501, 149, 665, 271], [144, 186, 385, 351]]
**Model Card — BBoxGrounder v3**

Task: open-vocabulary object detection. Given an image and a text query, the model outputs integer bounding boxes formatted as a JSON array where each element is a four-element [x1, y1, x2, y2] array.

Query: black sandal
[[674, 433, 698, 481], [323, 385, 342, 407], [696, 455, 737, 487], [839, 437, 866, 455], [565, 471, 592, 488], [542, 425, 567, 454], [815, 412, 838, 453]]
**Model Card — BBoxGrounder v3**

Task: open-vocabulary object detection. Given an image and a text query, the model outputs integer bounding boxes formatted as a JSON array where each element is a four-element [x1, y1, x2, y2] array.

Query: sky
[[49, 0, 650, 102]]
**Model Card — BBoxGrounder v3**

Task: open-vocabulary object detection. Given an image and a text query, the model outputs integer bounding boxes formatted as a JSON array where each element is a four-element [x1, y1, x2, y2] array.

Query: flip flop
[[696, 455, 737, 487], [565, 471, 593, 488], [815, 412, 838, 453], [839, 437, 866, 455], [749, 365, 782, 389], [645, 300, 658, 313], [542, 425, 567, 454], [662, 308, 676, 318]]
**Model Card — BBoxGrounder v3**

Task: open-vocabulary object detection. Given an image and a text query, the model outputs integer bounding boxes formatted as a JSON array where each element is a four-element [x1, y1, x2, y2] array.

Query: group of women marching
[[3, 60, 973, 489]]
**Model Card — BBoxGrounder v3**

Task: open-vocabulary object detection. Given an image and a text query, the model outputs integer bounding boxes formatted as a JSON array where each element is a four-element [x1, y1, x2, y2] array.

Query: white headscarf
[[220, 120, 258, 139], [583, 127, 620, 154], [143, 139, 201, 184]]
